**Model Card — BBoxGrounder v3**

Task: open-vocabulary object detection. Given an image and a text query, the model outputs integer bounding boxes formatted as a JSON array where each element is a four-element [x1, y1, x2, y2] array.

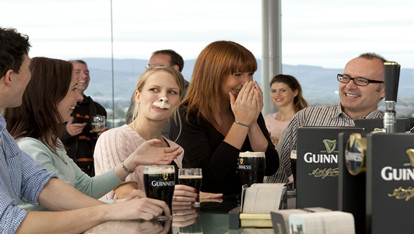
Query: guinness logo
[[240, 158, 244, 165], [162, 173, 169, 181], [406, 149, 414, 167], [323, 139, 336, 154]]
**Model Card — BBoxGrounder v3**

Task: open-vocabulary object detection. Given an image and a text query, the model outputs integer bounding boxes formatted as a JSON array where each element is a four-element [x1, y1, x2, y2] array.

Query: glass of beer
[[143, 165, 176, 220], [91, 115, 106, 132], [238, 151, 266, 187], [178, 168, 202, 207]]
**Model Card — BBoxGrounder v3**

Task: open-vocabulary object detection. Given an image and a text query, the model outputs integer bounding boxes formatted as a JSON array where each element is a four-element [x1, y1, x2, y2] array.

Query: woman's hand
[[229, 81, 258, 126], [131, 139, 183, 166], [253, 81, 264, 121], [172, 184, 198, 206], [200, 191, 223, 203]]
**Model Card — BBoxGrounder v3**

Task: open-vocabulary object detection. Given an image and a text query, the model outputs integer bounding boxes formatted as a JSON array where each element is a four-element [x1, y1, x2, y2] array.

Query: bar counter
[[85, 194, 276, 233]]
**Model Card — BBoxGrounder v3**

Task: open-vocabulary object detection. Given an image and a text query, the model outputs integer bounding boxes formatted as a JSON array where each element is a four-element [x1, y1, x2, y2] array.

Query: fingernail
[[194, 189, 198, 192]]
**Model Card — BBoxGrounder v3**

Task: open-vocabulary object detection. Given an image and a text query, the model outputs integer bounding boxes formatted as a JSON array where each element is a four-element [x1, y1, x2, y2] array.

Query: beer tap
[[383, 62, 400, 133]]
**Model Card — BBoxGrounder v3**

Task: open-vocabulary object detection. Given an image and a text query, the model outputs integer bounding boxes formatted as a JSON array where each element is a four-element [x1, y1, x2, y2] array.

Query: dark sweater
[[170, 106, 279, 195]]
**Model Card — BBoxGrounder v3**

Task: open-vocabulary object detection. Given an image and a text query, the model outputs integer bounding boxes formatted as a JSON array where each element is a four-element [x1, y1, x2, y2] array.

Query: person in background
[[95, 65, 208, 205], [61, 60, 107, 176], [4, 57, 182, 211], [125, 49, 190, 138], [169, 40, 279, 196], [264, 74, 308, 147], [266, 53, 386, 183], [0, 27, 171, 234]]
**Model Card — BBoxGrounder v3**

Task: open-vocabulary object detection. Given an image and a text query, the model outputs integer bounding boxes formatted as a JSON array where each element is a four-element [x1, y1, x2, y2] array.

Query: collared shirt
[[265, 104, 384, 183], [0, 115, 56, 233]]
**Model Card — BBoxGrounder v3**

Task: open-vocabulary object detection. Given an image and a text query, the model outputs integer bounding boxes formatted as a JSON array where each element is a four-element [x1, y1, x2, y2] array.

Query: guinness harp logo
[[323, 139, 337, 154], [162, 173, 169, 181], [240, 158, 244, 165], [406, 149, 414, 167]]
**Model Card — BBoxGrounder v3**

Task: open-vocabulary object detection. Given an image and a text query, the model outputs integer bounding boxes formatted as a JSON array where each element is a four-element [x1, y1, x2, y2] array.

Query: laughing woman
[[169, 41, 280, 195], [4, 57, 182, 211]]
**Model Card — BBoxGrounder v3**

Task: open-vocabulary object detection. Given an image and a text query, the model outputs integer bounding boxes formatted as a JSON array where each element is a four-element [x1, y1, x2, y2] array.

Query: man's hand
[[66, 117, 87, 136]]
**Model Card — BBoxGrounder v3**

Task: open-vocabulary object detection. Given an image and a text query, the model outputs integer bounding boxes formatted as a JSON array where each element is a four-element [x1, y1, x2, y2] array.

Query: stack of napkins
[[241, 183, 286, 213], [239, 183, 286, 227], [289, 211, 355, 234]]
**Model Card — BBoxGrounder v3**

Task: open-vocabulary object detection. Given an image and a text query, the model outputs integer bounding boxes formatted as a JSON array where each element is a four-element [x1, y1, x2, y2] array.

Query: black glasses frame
[[337, 74, 384, 86]]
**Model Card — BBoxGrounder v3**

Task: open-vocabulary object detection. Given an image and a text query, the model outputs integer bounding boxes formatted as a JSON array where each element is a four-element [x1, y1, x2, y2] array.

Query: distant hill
[[83, 57, 414, 111]]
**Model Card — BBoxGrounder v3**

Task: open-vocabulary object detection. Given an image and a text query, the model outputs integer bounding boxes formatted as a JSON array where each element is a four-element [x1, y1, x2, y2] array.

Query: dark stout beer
[[143, 165, 175, 218], [238, 151, 266, 186], [178, 175, 202, 192], [178, 168, 202, 207]]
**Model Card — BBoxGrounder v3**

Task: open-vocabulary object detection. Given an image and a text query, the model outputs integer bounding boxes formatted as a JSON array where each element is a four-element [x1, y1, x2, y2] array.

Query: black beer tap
[[383, 62, 400, 133]]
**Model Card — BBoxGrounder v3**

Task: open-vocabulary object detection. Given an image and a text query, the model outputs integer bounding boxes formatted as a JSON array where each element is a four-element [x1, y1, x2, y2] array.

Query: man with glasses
[[266, 53, 385, 183]]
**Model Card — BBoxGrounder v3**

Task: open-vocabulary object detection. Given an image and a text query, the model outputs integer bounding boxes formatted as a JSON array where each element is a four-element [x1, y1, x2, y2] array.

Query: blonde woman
[[94, 65, 198, 205]]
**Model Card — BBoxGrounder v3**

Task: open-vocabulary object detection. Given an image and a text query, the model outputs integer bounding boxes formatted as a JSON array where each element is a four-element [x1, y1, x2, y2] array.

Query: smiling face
[[57, 74, 83, 122], [136, 71, 181, 121], [221, 72, 254, 99], [339, 57, 385, 118], [72, 62, 90, 92], [270, 82, 298, 108]]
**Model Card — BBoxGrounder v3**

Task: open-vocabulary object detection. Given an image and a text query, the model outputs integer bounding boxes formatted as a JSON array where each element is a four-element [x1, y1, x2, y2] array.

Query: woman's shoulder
[[17, 137, 50, 151], [100, 124, 135, 139]]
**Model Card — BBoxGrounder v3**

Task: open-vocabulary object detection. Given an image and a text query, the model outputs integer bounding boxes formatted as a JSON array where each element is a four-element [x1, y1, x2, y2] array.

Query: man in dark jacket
[[61, 60, 107, 176]]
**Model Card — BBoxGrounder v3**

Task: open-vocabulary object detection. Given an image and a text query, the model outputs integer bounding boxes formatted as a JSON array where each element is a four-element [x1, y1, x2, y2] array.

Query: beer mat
[[239, 213, 272, 227], [271, 207, 332, 234], [241, 183, 285, 213], [242, 229, 274, 234], [289, 211, 355, 234]]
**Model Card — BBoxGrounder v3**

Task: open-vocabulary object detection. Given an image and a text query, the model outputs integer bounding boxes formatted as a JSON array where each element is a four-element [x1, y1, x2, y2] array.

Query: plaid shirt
[[265, 104, 384, 183], [0, 115, 56, 233]]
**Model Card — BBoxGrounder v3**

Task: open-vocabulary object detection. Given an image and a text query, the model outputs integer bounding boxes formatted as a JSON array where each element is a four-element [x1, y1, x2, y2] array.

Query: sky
[[2, 0, 414, 69]]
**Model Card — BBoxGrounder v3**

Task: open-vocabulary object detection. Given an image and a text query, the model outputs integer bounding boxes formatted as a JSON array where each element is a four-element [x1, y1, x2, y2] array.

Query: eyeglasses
[[337, 74, 384, 86]]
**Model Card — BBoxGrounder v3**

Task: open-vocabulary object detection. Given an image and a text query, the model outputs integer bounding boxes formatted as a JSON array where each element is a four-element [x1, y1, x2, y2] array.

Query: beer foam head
[[178, 174, 202, 179], [239, 151, 265, 158], [143, 165, 175, 174], [153, 97, 171, 109]]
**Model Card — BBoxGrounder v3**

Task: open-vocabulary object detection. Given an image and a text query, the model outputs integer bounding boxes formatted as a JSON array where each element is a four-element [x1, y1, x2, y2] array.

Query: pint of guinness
[[238, 151, 266, 186], [143, 165, 175, 220], [178, 168, 202, 207]]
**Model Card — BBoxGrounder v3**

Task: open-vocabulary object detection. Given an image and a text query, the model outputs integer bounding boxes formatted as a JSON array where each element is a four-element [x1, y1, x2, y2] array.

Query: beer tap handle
[[384, 61, 400, 102]]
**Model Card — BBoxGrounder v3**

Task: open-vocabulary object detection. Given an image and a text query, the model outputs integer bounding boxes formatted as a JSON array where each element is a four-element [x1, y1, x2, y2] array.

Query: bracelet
[[234, 120, 250, 128], [121, 162, 134, 173]]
